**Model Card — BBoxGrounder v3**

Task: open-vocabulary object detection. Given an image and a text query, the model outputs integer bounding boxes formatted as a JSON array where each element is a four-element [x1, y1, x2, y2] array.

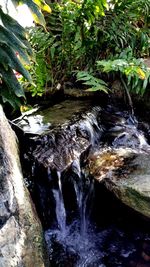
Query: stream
[[15, 100, 150, 267]]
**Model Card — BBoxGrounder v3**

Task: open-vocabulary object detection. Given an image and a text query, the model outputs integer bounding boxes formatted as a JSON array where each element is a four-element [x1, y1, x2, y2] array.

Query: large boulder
[[88, 148, 150, 218], [0, 106, 48, 267]]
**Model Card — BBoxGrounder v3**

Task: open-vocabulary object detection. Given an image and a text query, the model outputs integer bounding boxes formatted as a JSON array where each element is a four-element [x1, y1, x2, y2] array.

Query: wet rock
[[21, 105, 102, 229], [88, 148, 124, 181], [0, 105, 48, 267], [23, 105, 102, 172], [13, 100, 91, 135], [64, 87, 97, 99], [111, 80, 124, 99], [88, 148, 150, 218]]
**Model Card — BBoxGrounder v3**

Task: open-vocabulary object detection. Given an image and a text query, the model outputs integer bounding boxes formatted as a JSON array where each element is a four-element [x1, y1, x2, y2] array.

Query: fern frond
[[76, 71, 109, 93]]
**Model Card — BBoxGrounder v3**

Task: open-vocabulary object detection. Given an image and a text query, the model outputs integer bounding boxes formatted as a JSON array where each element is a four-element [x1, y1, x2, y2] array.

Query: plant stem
[[120, 76, 134, 115]]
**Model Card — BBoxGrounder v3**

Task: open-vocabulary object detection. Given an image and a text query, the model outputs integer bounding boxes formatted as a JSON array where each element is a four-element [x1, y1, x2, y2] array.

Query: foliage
[[1, 0, 149, 109], [0, 0, 51, 108], [76, 71, 108, 93], [95, 0, 150, 57], [20, 27, 51, 96], [97, 49, 150, 95], [94, 0, 150, 96], [24, 0, 150, 100], [22, 0, 108, 95], [10, 0, 51, 27]]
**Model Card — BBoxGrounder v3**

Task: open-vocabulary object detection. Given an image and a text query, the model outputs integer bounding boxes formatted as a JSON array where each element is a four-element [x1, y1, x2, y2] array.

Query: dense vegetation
[[0, 0, 150, 110], [0, 0, 51, 108]]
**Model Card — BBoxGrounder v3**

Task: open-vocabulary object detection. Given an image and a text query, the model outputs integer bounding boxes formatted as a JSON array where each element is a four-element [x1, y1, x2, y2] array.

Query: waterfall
[[19, 101, 150, 266], [77, 177, 94, 237], [52, 171, 66, 233], [71, 159, 95, 237], [51, 160, 94, 236], [79, 181, 93, 237], [45, 162, 98, 267]]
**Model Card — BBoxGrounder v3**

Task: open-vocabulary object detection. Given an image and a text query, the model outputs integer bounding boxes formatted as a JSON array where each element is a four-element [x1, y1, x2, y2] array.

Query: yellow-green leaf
[[33, 0, 51, 13], [136, 68, 146, 80]]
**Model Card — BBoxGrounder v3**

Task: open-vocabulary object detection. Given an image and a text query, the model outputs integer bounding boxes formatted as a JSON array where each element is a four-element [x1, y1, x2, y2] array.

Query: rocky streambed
[[8, 99, 150, 266]]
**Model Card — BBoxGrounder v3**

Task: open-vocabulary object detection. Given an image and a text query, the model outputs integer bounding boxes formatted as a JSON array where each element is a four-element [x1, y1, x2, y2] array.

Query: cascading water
[[19, 101, 150, 267], [52, 171, 66, 233], [45, 165, 103, 267], [71, 159, 94, 236]]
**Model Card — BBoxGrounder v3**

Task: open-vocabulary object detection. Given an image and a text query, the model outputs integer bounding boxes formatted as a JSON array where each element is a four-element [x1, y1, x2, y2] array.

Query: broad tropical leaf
[[11, 0, 51, 27], [0, 0, 50, 108], [0, 45, 32, 81]]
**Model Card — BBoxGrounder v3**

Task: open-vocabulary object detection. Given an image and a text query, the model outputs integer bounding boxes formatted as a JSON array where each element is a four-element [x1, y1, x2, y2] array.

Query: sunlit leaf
[[33, 0, 51, 13], [136, 68, 146, 80]]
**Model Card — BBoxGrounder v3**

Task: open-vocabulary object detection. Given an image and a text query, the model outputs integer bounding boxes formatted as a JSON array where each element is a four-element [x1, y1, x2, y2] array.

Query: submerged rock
[[88, 148, 150, 219], [13, 100, 91, 135], [0, 106, 48, 267]]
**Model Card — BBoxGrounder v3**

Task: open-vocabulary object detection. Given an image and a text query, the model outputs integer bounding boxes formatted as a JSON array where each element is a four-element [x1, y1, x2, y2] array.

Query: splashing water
[[45, 164, 99, 266]]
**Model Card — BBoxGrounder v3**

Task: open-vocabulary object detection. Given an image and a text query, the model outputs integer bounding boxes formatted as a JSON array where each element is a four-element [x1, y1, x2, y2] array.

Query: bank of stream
[[14, 99, 150, 267]]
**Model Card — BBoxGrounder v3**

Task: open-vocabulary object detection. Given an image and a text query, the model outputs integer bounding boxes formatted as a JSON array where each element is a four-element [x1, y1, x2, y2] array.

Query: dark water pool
[[45, 182, 150, 267]]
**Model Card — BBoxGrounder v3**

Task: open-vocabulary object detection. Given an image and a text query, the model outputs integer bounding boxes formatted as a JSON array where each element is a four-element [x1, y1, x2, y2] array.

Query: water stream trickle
[[45, 173, 101, 267], [52, 171, 66, 233], [44, 157, 99, 266]]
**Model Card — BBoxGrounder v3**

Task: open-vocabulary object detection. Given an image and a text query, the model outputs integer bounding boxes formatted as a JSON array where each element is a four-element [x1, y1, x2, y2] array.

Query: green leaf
[[11, 0, 48, 27], [24, 0, 46, 27], [0, 9, 25, 36], [0, 85, 21, 109], [0, 10, 33, 57], [143, 78, 148, 90], [86, 86, 108, 93], [76, 70, 108, 94], [0, 44, 32, 82], [0, 64, 25, 98], [0, 26, 30, 64]]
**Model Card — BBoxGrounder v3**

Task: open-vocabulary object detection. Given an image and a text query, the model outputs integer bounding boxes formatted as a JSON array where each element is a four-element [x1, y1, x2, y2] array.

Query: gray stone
[[88, 148, 150, 218], [0, 105, 48, 267]]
